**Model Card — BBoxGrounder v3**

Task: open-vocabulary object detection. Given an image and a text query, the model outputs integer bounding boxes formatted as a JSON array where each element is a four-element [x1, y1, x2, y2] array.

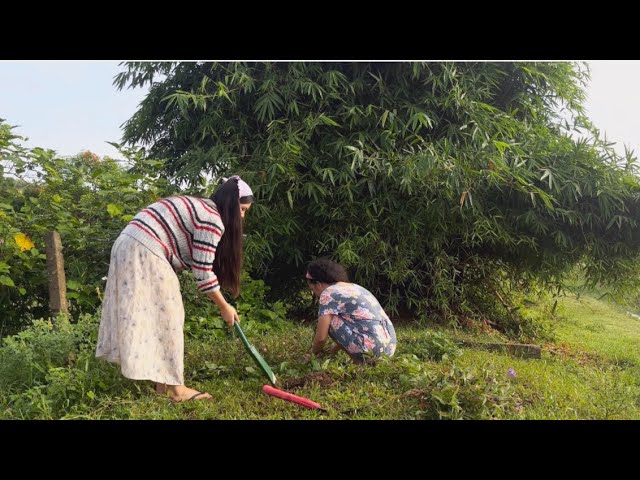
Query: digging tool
[[262, 384, 326, 411], [234, 321, 277, 385]]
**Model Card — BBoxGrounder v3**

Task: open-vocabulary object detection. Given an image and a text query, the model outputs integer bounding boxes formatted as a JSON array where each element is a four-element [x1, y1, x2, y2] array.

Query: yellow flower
[[14, 233, 35, 252]]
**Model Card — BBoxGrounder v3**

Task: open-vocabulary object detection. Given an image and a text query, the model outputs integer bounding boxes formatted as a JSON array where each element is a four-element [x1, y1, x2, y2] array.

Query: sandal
[[170, 391, 212, 404]]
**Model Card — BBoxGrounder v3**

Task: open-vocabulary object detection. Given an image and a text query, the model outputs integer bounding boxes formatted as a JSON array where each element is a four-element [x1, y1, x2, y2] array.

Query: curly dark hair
[[306, 259, 349, 284]]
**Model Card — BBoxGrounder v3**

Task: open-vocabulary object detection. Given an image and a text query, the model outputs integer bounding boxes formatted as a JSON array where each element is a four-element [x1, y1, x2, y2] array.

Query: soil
[[281, 371, 335, 390], [544, 343, 602, 366]]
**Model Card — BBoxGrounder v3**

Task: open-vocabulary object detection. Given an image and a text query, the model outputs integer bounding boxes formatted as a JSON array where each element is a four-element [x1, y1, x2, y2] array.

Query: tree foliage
[[0, 120, 174, 332], [116, 62, 640, 328]]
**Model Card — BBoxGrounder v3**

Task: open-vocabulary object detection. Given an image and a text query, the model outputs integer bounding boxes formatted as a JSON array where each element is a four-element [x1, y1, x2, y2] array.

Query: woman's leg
[[98, 235, 211, 402], [328, 316, 366, 363]]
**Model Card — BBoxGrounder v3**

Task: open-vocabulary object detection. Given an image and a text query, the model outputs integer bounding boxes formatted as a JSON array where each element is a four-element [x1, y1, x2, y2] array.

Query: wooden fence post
[[44, 230, 68, 316]]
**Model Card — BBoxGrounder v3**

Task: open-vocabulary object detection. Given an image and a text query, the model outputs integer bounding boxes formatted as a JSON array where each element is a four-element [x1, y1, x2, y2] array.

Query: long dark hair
[[210, 178, 249, 298]]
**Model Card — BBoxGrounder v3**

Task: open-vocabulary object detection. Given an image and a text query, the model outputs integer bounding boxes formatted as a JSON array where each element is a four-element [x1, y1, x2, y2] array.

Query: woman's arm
[[206, 290, 239, 327], [312, 314, 333, 354]]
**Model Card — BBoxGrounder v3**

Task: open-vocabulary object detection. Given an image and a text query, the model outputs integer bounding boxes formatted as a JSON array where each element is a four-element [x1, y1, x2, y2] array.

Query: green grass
[[1, 293, 639, 419], [553, 294, 640, 367], [451, 294, 640, 419]]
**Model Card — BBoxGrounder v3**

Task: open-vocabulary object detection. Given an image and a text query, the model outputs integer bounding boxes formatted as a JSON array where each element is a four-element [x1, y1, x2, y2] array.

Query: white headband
[[222, 175, 254, 200]]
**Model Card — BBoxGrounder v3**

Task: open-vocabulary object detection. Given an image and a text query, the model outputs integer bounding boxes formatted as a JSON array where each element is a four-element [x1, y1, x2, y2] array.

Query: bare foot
[[166, 385, 212, 403]]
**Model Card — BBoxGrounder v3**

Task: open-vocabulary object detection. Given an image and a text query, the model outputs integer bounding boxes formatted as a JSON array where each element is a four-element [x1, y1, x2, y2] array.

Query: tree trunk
[[45, 231, 68, 316]]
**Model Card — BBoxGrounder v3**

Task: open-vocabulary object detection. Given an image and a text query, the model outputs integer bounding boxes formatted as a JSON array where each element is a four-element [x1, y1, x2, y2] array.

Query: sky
[[0, 61, 148, 159], [0, 60, 639, 159], [584, 61, 640, 156]]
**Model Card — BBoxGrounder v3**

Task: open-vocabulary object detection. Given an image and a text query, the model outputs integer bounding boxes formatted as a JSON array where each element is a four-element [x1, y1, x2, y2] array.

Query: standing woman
[[305, 259, 397, 364], [96, 176, 254, 403]]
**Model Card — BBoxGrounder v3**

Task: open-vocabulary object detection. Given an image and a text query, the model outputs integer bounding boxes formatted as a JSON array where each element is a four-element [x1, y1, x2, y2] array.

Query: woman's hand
[[220, 304, 239, 328], [311, 314, 332, 354], [206, 290, 240, 328], [317, 344, 341, 357], [305, 343, 340, 362]]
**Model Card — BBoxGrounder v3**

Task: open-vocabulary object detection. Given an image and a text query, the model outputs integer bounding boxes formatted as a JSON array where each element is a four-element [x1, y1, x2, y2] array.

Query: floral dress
[[318, 283, 397, 362]]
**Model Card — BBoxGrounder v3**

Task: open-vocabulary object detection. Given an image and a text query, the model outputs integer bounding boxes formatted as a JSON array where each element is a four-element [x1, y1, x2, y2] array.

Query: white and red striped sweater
[[121, 195, 225, 293]]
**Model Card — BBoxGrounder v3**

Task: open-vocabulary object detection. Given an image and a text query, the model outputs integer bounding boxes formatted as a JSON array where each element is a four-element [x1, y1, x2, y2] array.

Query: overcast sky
[[1, 60, 639, 159], [584, 60, 640, 156]]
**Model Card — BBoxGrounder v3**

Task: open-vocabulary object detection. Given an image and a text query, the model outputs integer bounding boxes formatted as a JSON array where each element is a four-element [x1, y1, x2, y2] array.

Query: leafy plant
[[115, 62, 640, 335], [0, 120, 175, 331], [182, 271, 289, 340], [402, 362, 523, 420]]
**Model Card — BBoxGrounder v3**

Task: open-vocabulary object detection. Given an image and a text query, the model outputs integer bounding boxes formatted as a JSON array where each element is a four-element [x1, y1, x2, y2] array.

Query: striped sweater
[[121, 195, 225, 294]]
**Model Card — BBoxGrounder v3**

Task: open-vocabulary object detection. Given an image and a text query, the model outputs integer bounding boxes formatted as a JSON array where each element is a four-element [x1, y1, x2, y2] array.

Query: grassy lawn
[[1, 293, 639, 419]]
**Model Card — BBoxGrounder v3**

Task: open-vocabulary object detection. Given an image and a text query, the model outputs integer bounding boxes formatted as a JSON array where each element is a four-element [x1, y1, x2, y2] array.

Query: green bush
[[1, 120, 174, 332], [0, 314, 134, 419], [115, 62, 640, 335], [182, 271, 289, 340]]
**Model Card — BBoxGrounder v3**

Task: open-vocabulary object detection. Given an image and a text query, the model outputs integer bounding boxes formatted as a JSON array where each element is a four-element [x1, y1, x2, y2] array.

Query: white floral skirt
[[96, 233, 185, 385]]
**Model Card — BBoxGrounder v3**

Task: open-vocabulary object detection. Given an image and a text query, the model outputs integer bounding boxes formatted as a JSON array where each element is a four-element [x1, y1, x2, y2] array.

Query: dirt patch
[[544, 343, 602, 366], [281, 372, 335, 390]]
